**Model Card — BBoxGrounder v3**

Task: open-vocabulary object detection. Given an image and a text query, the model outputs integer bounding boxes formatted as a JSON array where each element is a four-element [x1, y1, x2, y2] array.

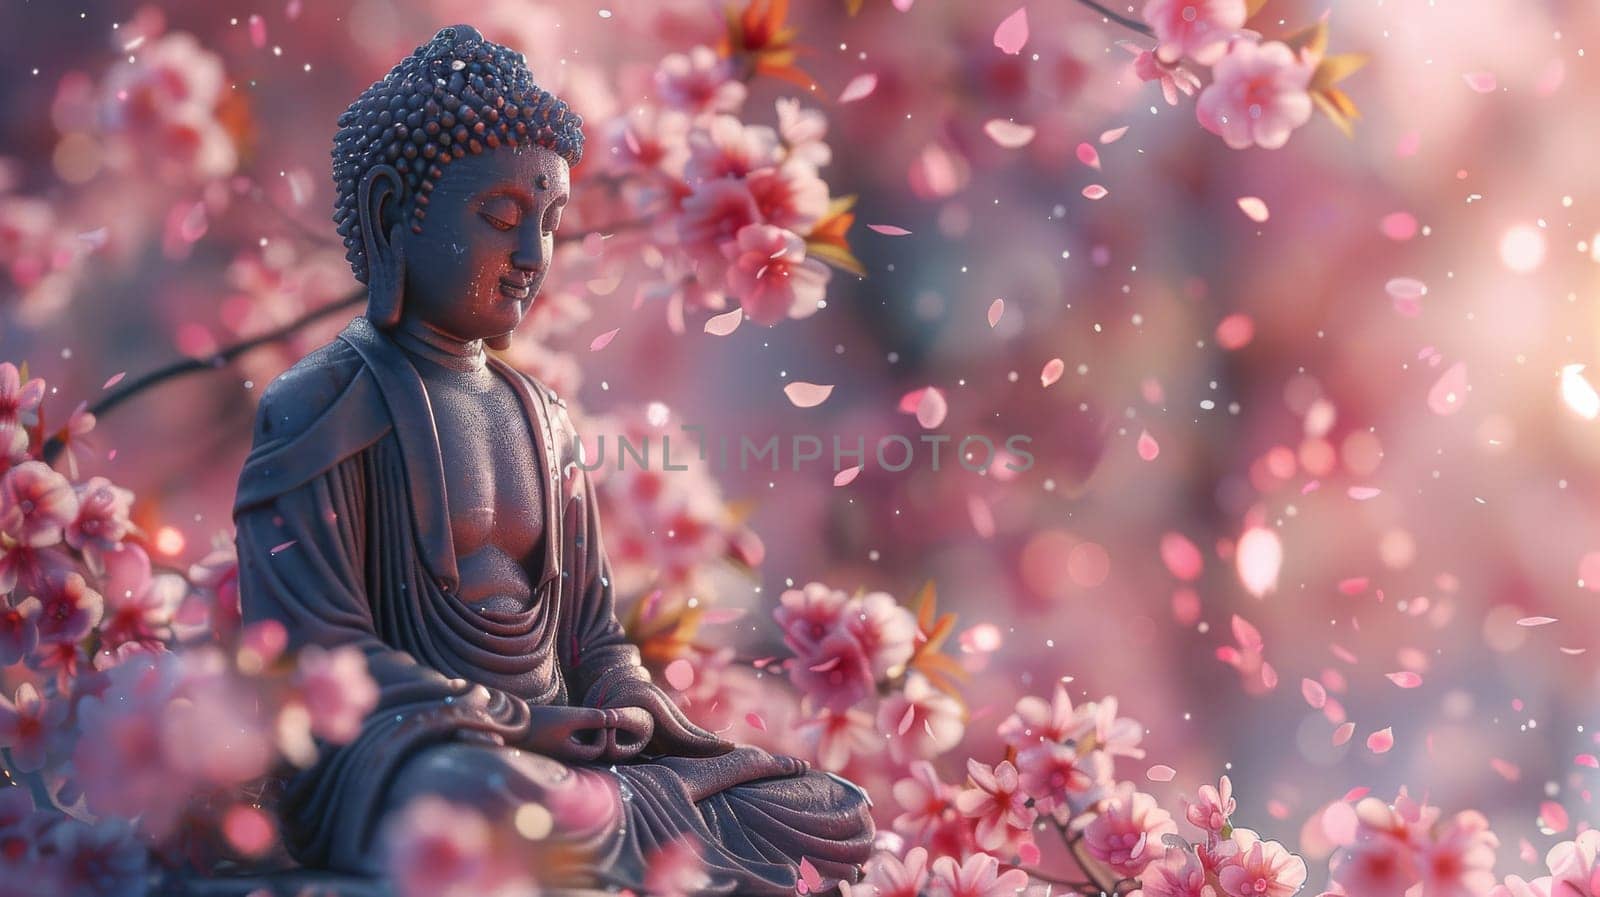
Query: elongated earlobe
[[358, 165, 407, 328]]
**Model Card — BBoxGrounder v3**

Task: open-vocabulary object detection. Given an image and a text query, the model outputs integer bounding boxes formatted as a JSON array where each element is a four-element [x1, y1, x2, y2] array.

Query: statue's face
[[397, 144, 569, 343]]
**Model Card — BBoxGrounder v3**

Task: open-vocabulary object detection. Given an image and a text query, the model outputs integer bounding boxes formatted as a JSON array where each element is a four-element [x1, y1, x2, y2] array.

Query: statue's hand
[[592, 678, 735, 758], [520, 704, 614, 763]]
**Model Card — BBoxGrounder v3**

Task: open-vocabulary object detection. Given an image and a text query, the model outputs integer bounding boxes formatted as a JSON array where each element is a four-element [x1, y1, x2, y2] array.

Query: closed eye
[[481, 211, 517, 232]]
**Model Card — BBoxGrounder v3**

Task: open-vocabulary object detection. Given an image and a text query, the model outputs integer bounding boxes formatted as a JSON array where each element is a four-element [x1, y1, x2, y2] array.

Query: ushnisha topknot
[[331, 24, 585, 284]]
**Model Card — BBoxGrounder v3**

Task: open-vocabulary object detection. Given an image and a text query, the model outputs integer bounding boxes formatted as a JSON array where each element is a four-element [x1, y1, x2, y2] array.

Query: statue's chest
[[418, 370, 545, 561]]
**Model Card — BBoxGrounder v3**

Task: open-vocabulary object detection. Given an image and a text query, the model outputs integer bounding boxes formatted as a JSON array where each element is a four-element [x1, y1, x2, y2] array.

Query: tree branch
[[1072, 0, 1155, 38]]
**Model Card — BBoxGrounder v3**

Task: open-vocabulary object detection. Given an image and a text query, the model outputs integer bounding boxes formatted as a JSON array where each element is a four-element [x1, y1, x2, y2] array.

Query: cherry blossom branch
[[1056, 817, 1121, 895], [38, 214, 655, 465], [1071, 0, 1155, 38]]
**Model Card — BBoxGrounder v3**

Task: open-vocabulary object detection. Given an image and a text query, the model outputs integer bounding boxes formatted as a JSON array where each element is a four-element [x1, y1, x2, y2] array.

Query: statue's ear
[[359, 164, 407, 329]]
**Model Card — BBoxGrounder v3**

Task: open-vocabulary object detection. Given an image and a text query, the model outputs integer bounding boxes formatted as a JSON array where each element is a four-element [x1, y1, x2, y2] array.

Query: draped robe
[[233, 316, 873, 894]]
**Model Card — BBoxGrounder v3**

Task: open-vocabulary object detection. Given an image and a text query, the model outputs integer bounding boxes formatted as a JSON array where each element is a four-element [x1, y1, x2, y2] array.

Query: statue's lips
[[498, 276, 532, 300]]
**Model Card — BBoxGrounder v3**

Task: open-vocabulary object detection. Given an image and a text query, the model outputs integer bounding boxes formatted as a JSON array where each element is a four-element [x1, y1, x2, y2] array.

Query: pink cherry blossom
[[746, 160, 830, 233], [1330, 828, 1420, 897], [775, 581, 852, 655], [1185, 776, 1237, 836], [384, 796, 535, 897], [1217, 836, 1307, 897], [927, 853, 1030, 897], [955, 759, 1037, 852], [0, 682, 67, 772], [293, 644, 380, 743], [864, 846, 931, 897], [678, 177, 761, 292], [1417, 811, 1500, 897], [1138, 847, 1217, 897], [1490, 877, 1553, 897], [684, 115, 781, 184], [36, 816, 148, 897], [0, 461, 79, 547], [0, 596, 39, 665], [655, 46, 747, 116], [722, 223, 830, 325], [1143, 0, 1249, 65], [998, 683, 1090, 749], [1544, 830, 1600, 897], [1016, 740, 1111, 821], [1122, 42, 1204, 106], [844, 590, 917, 680], [36, 571, 104, 645], [1086, 695, 1147, 759], [876, 672, 965, 763], [892, 761, 972, 858], [796, 706, 879, 771], [790, 628, 876, 711], [1084, 784, 1179, 876], [0, 363, 45, 430], [65, 476, 135, 553], [1196, 40, 1315, 150], [98, 32, 238, 181], [605, 106, 692, 178], [97, 544, 184, 652], [775, 98, 832, 169]]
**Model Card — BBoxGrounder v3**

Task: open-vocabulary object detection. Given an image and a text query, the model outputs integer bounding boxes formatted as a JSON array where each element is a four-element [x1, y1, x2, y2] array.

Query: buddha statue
[[232, 25, 873, 895]]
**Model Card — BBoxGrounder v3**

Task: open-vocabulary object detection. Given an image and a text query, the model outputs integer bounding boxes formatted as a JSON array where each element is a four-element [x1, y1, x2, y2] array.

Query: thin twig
[[1072, 0, 1155, 38]]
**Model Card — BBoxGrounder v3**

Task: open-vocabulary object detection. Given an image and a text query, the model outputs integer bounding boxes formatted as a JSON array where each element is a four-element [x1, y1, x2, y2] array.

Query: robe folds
[[233, 316, 873, 894]]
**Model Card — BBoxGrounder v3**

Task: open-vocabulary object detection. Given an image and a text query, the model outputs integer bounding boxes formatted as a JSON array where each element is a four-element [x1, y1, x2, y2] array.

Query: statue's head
[[332, 25, 584, 349]]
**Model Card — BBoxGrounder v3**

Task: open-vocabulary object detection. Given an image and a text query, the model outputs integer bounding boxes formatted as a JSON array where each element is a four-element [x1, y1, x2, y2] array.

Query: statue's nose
[[510, 224, 545, 272]]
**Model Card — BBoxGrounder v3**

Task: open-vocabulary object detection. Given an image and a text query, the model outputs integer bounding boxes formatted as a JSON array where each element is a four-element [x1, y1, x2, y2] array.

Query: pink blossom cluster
[[1326, 790, 1501, 897], [0, 362, 378, 891], [1127, 1, 1322, 150], [596, 49, 849, 327], [774, 581, 964, 770]]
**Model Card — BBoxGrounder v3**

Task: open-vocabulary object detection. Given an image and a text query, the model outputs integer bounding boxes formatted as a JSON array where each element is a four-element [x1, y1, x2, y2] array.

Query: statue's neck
[[392, 318, 487, 374]]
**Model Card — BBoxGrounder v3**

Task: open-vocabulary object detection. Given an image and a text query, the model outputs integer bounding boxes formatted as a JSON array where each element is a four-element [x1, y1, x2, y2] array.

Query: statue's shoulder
[[251, 336, 378, 448], [235, 330, 393, 515]]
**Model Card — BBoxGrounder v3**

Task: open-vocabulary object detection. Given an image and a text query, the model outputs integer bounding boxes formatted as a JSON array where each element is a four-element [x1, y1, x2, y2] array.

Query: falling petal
[[993, 7, 1029, 55], [1232, 614, 1263, 651], [896, 704, 916, 736], [915, 387, 948, 428], [1463, 71, 1498, 93], [834, 465, 862, 487], [839, 72, 878, 103], [1561, 364, 1600, 419], [984, 119, 1037, 148], [1236, 527, 1283, 598], [1261, 662, 1279, 689], [1333, 722, 1355, 745], [1302, 679, 1327, 709], [1076, 142, 1102, 169], [1386, 672, 1423, 689], [1041, 358, 1064, 387], [1146, 765, 1177, 782], [868, 224, 912, 236], [270, 540, 297, 556], [1576, 754, 1598, 768], [1516, 616, 1557, 627], [1348, 486, 1381, 500], [1159, 532, 1203, 581], [746, 712, 767, 732], [1380, 212, 1418, 241], [705, 308, 744, 336], [664, 659, 695, 691], [784, 382, 835, 408], [1366, 727, 1395, 754], [1237, 196, 1270, 223], [1137, 429, 1159, 461], [249, 13, 267, 48], [589, 328, 620, 351], [987, 298, 1005, 327], [1540, 801, 1570, 834], [102, 372, 126, 390], [1100, 125, 1130, 143], [1427, 362, 1469, 415], [1082, 184, 1109, 200]]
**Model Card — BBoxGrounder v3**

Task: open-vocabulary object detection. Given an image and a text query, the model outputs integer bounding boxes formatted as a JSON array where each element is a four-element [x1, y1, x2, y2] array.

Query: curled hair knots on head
[[330, 24, 585, 284]]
